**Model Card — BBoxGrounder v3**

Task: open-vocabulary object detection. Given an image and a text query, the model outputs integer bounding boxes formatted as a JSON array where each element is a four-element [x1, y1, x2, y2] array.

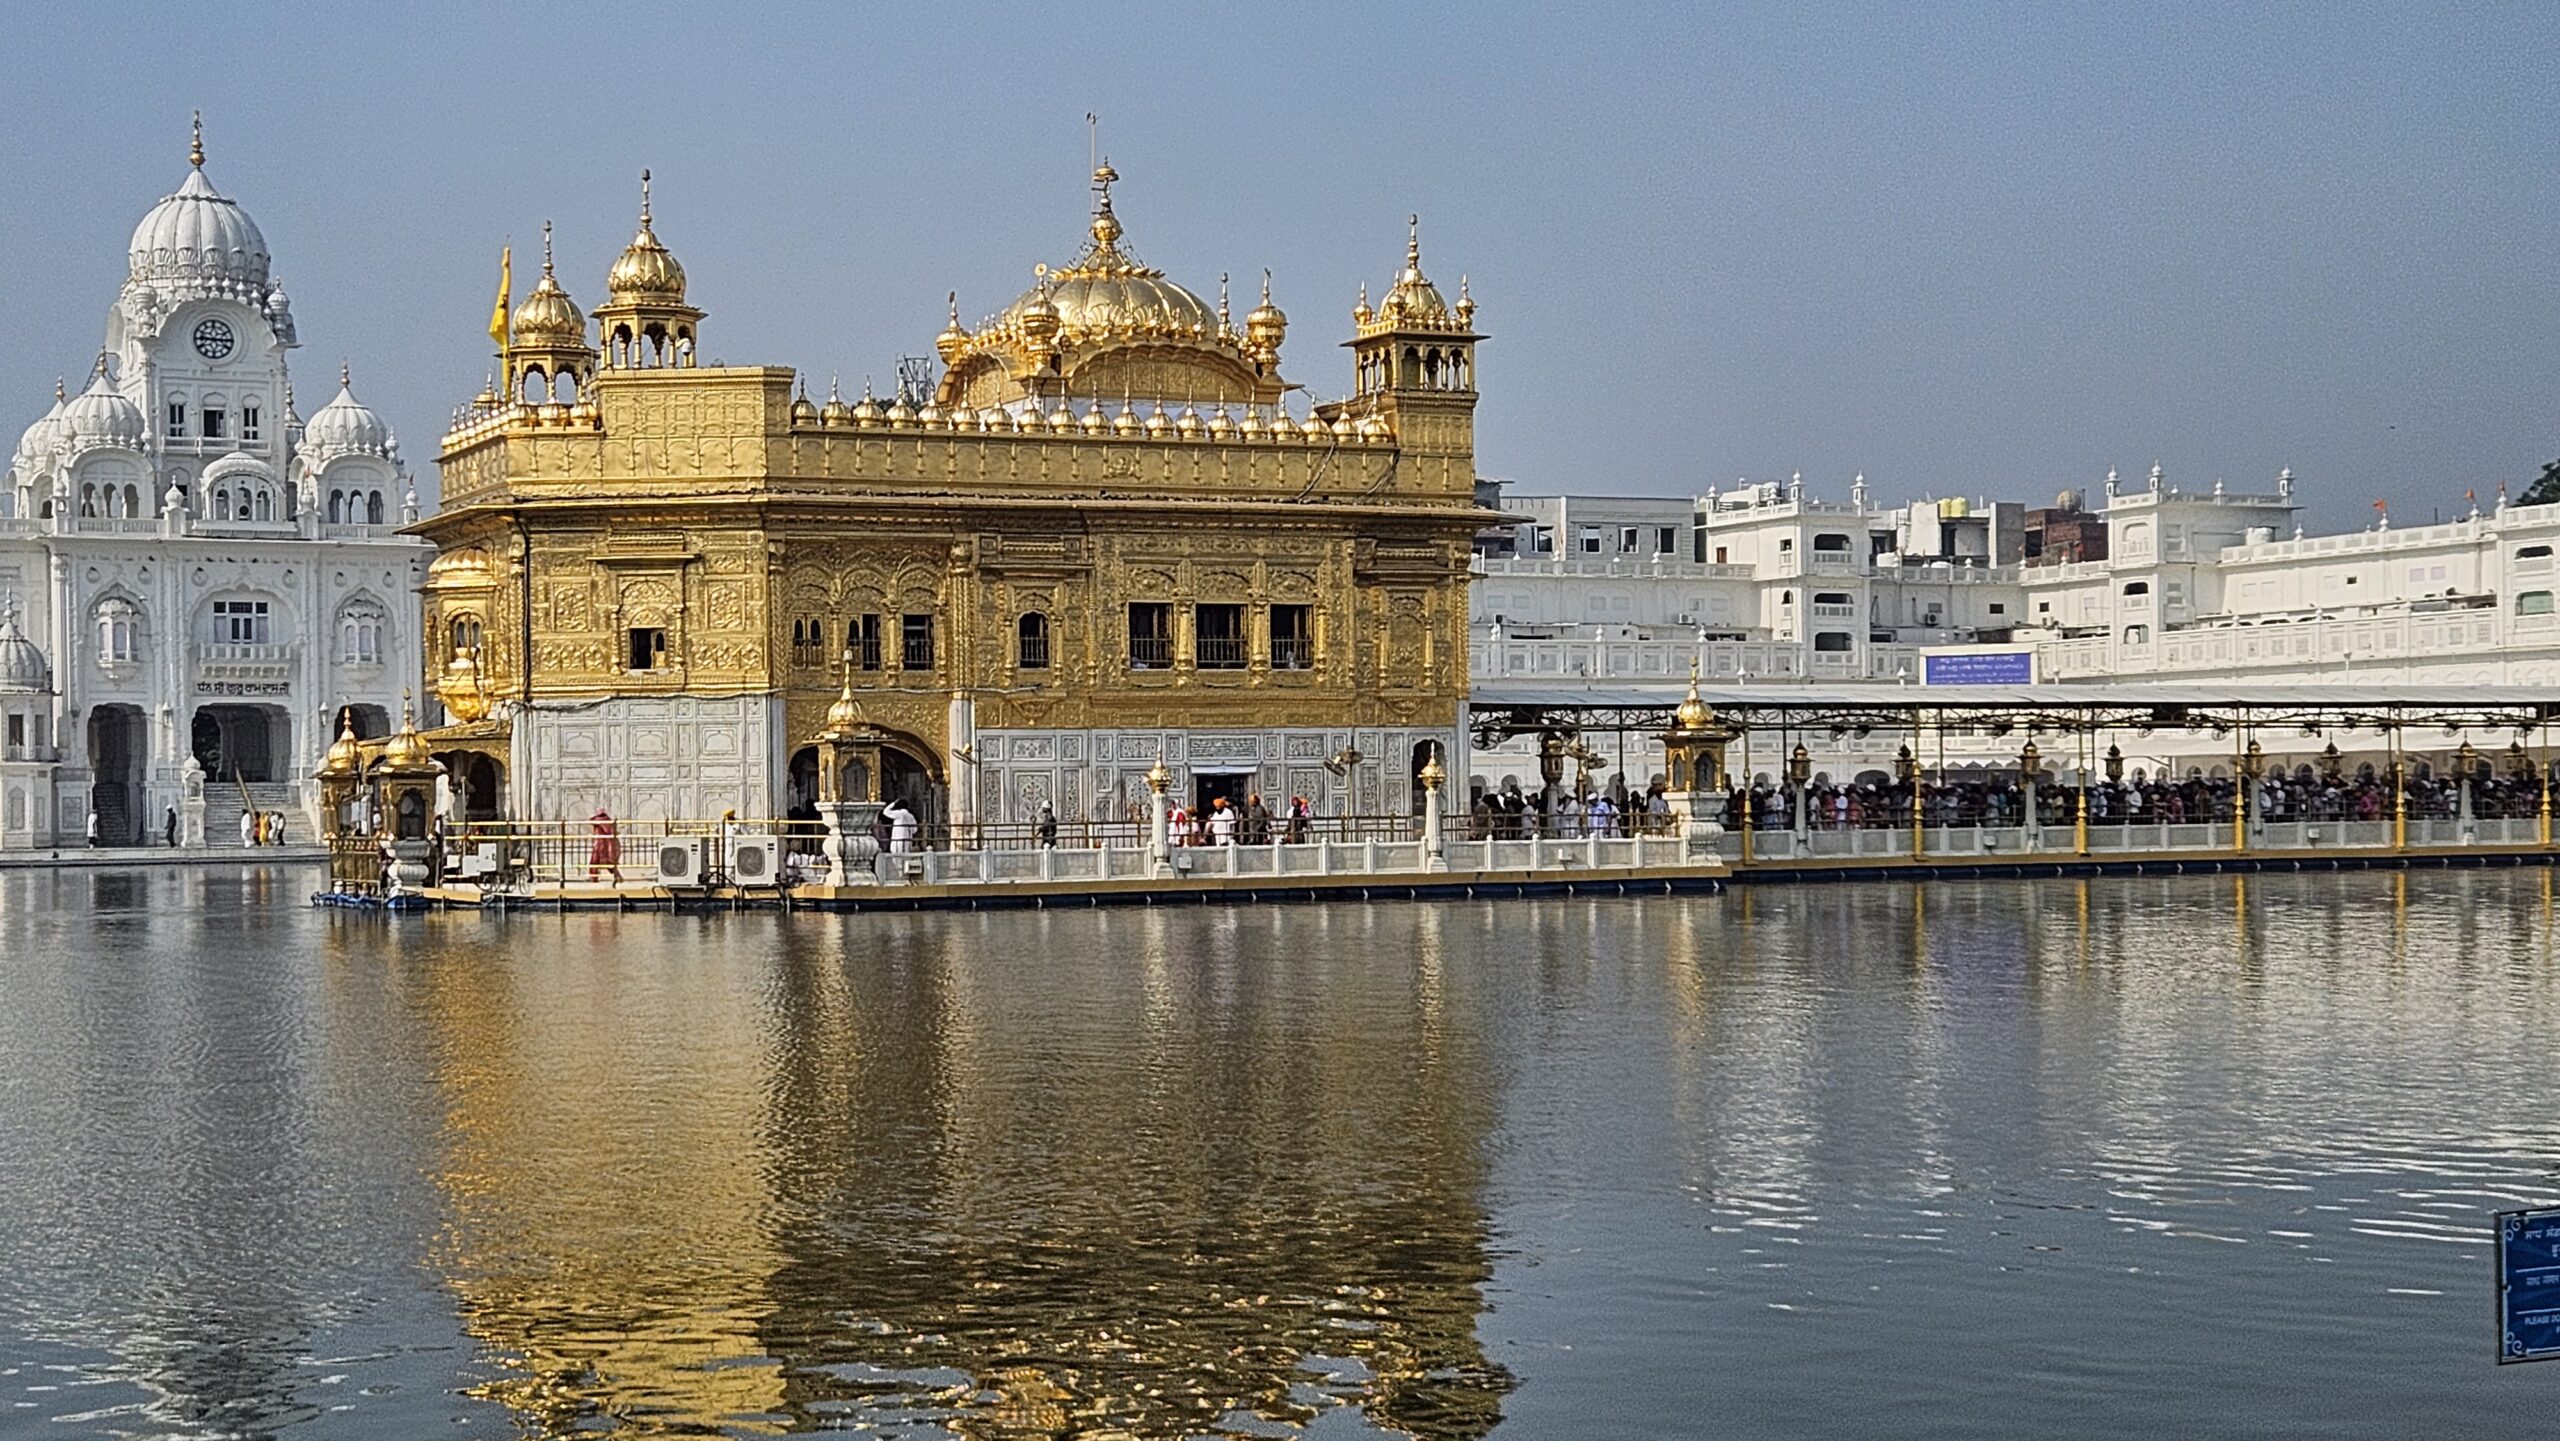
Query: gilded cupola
[[511, 226, 585, 348], [930, 161, 1289, 413], [593, 172, 706, 372], [606, 170, 687, 303], [505, 222, 598, 404]]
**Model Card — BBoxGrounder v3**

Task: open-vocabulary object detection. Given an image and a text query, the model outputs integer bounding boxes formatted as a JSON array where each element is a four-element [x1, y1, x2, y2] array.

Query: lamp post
[[1418, 744, 1448, 870], [2455, 738, 2478, 837], [1146, 759, 1173, 871], [2235, 736, 2264, 855], [2074, 727, 2091, 857], [2320, 740, 2342, 785], [2018, 738, 2042, 850], [1897, 734, 1923, 860], [1788, 740, 1812, 848], [2389, 728, 2407, 853]]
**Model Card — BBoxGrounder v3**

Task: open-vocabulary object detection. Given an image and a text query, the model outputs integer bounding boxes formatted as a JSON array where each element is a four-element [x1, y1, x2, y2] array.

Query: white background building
[[0, 128, 428, 846]]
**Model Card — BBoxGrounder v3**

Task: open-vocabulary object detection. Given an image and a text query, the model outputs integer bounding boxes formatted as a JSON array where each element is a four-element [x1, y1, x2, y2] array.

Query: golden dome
[[822, 663, 868, 737], [935, 293, 972, 363], [604, 171, 687, 304], [850, 381, 884, 426], [789, 381, 818, 426], [425, 546, 497, 591], [989, 166, 1220, 342], [380, 696, 432, 769], [1673, 661, 1713, 731], [820, 378, 853, 426], [512, 225, 587, 348], [1245, 269, 1288, 357], [319, 712, 364, 778], [1378, 215, 1448, 323], [1017, 278, 1062, 347]]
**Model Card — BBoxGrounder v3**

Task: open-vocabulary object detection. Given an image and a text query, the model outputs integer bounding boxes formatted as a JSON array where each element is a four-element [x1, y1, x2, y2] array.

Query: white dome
[[301, 373, 393, 457], [59, 369, 145, 451], [0, 613, 52, 693], [13, 392, 65, 468], [128, 166, 270, 290]]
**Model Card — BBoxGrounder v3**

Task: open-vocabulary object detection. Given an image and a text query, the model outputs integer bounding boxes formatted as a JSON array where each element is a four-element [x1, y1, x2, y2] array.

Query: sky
[[0, 2, 2550, 531]]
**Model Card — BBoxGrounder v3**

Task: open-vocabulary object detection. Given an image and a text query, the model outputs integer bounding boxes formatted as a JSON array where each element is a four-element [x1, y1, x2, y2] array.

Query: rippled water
[[1, 867, 2556, 1437]]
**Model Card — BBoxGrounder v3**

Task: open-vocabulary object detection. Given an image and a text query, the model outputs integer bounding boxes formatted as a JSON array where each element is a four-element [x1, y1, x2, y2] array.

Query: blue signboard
[[1922, 650, 2034, 686], [2497, 1207, 2560, 1362]]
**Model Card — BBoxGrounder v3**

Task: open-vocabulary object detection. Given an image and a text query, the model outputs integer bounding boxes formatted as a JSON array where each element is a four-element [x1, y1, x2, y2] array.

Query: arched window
[[96, 599, 139, 664], [367, 491, 385, 525], [449, 614, 483, 655], [252, 489, 271, 521], [339, 604, 385, 665], [122, 484, 140, 518], [2123, 624, 2151, 644], [1016, 612, 1051, 670], [2518, 591, 2555, 616], [79, 484, 97, 518], [213, 489, 231, 521], [328, 491, 343, 524], [2121, 581, 2150, 597]]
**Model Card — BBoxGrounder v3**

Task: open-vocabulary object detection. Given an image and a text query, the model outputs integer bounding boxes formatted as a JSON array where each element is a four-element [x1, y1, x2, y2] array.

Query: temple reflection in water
[[418, 907, 1510, 1437]]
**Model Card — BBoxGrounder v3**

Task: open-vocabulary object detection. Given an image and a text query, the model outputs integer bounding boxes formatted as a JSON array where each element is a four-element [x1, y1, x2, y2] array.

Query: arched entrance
[[881, 746, 943, 839], [434, 750, 504, 823], [85, 704, 147, 845], [192, 704, 287, 782]]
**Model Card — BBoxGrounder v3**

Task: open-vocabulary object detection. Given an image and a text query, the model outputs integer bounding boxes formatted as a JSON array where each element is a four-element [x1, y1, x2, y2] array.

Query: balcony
[[1129, 636, 1173, 670], [1271, 637, 1313, 671], [1195, 636, 1248, 670], [202, 642, 295, 664]]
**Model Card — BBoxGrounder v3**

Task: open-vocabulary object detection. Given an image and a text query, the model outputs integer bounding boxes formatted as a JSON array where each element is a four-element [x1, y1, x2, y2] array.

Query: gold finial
[[639, 167, 652, 226], [1218, 272, 1231, 327], [540, 220, 554, 274], [1408, 213, 1421, 266], [1261, 268, 1273, 304], [189, 111, 204, 169], [948, 291, 959, 325], [53, 377, 64, 404], [339, 359, 351, 389]]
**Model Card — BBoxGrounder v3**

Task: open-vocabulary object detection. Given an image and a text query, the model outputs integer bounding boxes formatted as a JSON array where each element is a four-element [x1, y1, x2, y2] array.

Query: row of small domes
[[12, 362, 392, 472], [786, 385, 1393, 441]]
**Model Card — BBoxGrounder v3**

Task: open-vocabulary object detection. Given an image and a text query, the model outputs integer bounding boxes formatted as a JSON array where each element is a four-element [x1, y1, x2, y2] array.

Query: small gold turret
[[593, 171, 705, 370]]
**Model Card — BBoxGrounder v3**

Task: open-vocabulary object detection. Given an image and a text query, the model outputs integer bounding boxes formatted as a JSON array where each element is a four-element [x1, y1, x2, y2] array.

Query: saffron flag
[[488, 245, 511, 352]]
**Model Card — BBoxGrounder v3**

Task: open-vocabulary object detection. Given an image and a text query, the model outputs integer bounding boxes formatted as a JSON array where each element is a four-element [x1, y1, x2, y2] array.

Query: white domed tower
[[102, 114, 299, 512], [0, 114, 431, 851]]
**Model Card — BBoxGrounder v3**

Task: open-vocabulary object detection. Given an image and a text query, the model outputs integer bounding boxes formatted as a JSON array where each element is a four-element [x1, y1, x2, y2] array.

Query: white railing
[[1477, 557, 1756, 580], [201, 642, 296, 664]]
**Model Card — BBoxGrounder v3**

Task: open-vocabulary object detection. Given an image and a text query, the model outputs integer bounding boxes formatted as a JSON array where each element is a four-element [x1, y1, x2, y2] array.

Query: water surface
[[0, 866, 2554, 1436]]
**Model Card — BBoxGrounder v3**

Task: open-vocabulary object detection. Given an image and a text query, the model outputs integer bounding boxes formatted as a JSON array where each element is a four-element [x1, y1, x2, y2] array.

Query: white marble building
[[1467, 465, 2560, 792], [0, 126, 429, 846]]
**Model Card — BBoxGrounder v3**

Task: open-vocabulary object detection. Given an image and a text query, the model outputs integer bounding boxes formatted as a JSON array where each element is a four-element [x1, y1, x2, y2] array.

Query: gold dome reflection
[[423, 910, 1510, 1437]]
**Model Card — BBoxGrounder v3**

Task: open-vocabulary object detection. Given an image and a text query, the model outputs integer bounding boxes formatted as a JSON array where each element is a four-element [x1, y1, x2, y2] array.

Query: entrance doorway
[[86, 704, 147, 845], [1192, 770, 1253, 815], [881, 747, 944, 839], [192, 704, 287, 782]]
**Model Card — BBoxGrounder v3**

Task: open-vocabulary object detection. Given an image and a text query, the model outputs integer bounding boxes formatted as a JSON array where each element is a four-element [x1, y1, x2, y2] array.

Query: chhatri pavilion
[[410, 163, 1489, 830]]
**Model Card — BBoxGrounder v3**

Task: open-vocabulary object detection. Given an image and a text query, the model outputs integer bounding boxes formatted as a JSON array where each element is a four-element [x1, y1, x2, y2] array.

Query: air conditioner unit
[[654, 836, 703, 888], [727, 834, 781, 886]]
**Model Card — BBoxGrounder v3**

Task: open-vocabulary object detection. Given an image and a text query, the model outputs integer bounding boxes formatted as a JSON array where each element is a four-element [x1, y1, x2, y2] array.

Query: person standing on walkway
[[1035, 802, 1058, 848], [240, 809, 257, 848], [1207, 796, 1239, 845], [883, 797, 918, 853], [86, 811, 99, 848], [1244, 792, 1273, 845], [587, 808, 622, 882], [164, 805, 178, 848]]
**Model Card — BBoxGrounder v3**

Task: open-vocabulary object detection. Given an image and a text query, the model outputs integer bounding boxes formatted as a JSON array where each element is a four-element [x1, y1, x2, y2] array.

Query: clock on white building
[[191, 318, 234, 360]]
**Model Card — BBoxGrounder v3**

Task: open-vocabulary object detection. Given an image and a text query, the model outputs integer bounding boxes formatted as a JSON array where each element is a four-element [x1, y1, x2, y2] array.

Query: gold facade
[[419, 168, 1489, 806]]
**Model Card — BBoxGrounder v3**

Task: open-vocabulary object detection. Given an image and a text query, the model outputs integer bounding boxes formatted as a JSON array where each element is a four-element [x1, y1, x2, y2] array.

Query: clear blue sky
[[1, 2, 2550, 529]]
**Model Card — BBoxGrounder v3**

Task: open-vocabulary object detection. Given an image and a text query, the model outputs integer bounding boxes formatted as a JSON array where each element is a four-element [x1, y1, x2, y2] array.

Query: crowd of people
[[1715, 765, 2547, 831]]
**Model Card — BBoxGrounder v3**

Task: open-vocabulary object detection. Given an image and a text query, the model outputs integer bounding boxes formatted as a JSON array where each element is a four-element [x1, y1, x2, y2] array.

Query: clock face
[[191, 318, 235, 361]]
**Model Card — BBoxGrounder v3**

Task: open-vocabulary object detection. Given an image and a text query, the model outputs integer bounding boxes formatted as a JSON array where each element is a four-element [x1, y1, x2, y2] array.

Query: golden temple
[[415, 162, 1490, 827]]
